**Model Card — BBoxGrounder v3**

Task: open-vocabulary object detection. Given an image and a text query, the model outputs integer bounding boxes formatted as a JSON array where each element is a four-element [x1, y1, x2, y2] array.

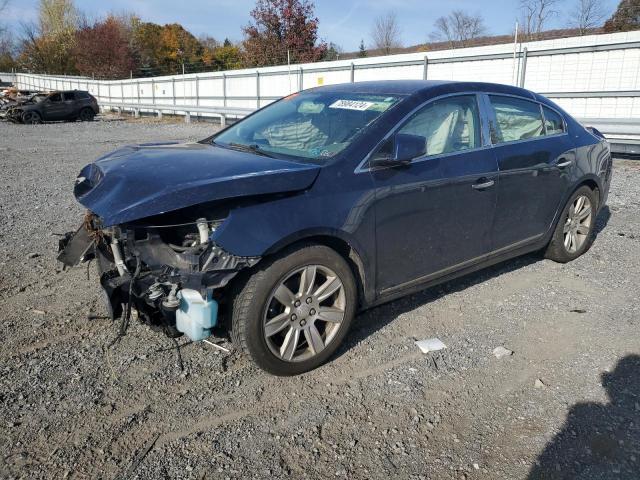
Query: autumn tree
[[131, 20, 163, 74], [0, 0, 15, 70], [569, 0, 608, 34], [39, 0, 78, 36], [18, 0, 78, 73], [73, 16, 135, 78], [371, 11, 402, 54], [243, 0, 327, 67], [604, 0, 640, 32], [431, 11, 487, 48], [158, 24, 204, 73], [203, 39, 244, 71]]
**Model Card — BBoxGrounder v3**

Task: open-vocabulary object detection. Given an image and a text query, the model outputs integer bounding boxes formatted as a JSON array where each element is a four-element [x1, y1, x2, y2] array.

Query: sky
[[4, 0, 621, 51]]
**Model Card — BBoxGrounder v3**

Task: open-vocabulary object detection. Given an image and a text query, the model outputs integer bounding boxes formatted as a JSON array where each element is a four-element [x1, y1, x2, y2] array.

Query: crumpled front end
[[58, 211, 259, 341]]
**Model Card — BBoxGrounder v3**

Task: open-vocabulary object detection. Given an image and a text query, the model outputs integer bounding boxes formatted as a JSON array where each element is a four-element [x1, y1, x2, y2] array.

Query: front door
[[41, 93, 69, 120], [372, 94, 499, 294]]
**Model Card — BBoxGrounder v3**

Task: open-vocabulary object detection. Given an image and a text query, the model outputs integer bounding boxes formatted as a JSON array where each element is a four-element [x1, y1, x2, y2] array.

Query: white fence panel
[[6, 30, 640, 124]]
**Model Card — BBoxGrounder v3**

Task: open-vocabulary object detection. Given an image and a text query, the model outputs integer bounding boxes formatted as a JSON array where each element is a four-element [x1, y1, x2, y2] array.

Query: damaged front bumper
[[58, 213, 259, 341]]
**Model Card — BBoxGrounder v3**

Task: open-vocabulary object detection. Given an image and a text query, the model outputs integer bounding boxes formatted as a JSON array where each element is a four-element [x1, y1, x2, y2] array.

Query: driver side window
[[398, 95, 481, 157]]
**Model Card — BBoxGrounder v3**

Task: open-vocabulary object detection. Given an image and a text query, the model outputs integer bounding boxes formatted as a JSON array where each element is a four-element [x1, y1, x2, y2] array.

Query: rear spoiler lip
[[584, 126, 606, 140]]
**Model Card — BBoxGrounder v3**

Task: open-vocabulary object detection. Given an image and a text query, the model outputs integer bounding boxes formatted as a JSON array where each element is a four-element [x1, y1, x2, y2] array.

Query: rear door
[[484, 94, 574, 250], [62, 91, 79, 118], [371, 94, 499, 293]]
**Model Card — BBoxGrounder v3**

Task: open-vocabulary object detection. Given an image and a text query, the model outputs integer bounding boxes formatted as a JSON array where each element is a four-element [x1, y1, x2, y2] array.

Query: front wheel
[[22, 111, 42, 124], [230, 244, 357, 375], [545, 185, 597, 263]]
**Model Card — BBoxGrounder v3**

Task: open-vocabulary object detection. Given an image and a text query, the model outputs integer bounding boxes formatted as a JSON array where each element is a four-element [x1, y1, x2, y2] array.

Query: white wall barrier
[[7, 30, 640, 123]]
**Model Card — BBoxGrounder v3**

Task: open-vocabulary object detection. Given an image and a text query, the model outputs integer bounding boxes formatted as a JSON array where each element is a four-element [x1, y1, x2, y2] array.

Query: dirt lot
[[1, 118, 639, 480]]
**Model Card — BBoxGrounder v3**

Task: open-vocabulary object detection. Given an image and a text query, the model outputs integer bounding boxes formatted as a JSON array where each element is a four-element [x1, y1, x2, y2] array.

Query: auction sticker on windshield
[[329, 99, 375, 111]]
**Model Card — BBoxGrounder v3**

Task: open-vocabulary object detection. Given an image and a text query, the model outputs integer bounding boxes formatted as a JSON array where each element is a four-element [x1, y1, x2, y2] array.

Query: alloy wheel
[[563, 194, 592, 253], [263, 265, 346, 362]]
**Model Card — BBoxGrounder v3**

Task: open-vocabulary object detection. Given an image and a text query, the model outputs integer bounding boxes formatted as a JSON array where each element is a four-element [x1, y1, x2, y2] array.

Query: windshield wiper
[[224, 142, 276, 158]]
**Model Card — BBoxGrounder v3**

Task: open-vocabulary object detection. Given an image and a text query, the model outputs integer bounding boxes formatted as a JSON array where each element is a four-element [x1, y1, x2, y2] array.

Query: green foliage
[[358, 39, 367, 57]]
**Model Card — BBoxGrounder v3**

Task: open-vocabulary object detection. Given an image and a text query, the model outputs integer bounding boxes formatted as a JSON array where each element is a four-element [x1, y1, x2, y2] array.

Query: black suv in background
[[7, 90, 99, 124]]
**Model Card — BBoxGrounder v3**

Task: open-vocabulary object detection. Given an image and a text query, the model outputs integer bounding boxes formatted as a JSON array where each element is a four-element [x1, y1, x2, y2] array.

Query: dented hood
[[74, 142, 321, 226]]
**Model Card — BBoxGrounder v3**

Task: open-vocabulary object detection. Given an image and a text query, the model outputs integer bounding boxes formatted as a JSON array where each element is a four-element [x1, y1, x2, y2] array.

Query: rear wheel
[[22, 111, 42, 124], [230, 244, 356, 375], [545, 185, 597, 263], [79, 108, 95, 121]]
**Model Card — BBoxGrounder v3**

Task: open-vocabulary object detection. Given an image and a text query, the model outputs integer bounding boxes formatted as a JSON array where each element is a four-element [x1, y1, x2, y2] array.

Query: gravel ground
[[1, 117, 639, 480]]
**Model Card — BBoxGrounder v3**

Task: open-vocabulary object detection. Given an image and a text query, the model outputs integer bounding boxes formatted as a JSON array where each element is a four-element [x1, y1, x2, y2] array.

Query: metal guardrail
[[578, 118, 640, 157], [100, 101, 254, 126], [579, 118, 640, 135]]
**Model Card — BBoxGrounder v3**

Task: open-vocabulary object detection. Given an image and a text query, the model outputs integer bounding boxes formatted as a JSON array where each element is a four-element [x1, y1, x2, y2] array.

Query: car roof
[[307, 80, 537, 100]]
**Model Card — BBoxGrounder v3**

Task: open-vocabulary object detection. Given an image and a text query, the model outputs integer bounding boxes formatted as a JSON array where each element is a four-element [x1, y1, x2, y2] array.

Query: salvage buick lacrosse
[[59, 80, 611, 375]]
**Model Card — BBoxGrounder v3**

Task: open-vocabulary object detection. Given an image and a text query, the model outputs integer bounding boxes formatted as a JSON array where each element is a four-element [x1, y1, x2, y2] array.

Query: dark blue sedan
[[60, 80, 612, 375]]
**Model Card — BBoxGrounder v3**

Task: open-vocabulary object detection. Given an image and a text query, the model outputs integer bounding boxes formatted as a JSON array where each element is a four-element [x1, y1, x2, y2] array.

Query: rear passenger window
[[488, 95, 544, 144], [398, 95, 481, 156], [63, 92, 76, 101], [542, 106, 565, 135]]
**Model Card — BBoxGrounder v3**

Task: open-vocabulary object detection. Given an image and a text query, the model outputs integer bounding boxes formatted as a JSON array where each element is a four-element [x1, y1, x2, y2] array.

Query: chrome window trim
[[354, 92, 488, 174]]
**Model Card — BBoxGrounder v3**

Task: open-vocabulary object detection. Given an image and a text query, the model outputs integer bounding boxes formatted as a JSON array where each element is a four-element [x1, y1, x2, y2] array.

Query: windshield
[[213, 91, 402, 163]]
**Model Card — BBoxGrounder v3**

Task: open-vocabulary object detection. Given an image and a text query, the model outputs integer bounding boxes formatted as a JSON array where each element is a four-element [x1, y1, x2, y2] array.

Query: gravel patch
[[1, 118, 638, 479]]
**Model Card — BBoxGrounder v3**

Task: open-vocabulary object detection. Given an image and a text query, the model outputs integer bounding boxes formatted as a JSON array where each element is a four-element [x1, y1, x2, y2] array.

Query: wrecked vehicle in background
[[6, 90, 98, 124], [0, 90, 44, 119], [59, 80, 612, 375]]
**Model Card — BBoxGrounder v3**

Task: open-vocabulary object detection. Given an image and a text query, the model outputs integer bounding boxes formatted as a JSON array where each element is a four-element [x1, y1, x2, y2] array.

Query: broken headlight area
[[58, 211, 259, 341]]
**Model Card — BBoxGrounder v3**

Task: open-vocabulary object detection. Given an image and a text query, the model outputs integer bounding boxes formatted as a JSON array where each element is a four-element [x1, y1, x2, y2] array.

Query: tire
[[230, 244, 357, 375], [544, 185, 598, 263], [22, 111, 42, 124], [79, 108, 95, 122]]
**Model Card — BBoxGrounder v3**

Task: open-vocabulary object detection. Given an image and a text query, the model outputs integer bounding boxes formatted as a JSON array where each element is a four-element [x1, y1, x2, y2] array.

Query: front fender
[[211, 185, 378, 303]]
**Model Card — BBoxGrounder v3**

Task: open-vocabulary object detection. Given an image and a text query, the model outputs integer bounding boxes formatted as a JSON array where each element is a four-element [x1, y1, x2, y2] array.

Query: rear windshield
[[213, 91, 402, 163]]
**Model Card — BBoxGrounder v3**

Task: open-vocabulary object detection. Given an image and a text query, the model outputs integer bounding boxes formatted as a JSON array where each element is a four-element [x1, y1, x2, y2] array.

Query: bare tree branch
[[371, 11, 402, 54], [430, 10, 487, 48], [569, 0, 608, 34], [519, 0, 560, 39]]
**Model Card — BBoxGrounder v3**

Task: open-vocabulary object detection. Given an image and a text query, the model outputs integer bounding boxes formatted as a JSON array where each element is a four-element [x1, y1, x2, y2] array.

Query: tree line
[[365, 0, 638, 56], [0, 0, 638, 78], [0, 0, 331, 78]]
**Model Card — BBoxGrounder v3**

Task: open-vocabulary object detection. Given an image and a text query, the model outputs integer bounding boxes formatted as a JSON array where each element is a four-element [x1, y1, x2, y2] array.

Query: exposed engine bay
[[58, 210, 260, 341]]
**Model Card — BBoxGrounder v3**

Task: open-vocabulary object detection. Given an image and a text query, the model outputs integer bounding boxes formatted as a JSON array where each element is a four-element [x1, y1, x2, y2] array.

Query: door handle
[[557, 159, 573, 168], [472, 179, 495, 190]]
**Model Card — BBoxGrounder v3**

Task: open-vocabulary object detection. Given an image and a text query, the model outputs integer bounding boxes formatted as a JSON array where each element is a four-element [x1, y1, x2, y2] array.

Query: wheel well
[[272, 235, 367, 307], [579, 179, 600, 208]]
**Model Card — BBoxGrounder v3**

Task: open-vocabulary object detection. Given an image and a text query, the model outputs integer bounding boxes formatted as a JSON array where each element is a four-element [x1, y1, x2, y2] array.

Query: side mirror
[[370, 133, 426, 168]]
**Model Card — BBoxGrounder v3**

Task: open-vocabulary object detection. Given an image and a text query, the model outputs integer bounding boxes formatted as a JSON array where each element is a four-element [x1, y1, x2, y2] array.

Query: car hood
[[74, 141, 321, 226]]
